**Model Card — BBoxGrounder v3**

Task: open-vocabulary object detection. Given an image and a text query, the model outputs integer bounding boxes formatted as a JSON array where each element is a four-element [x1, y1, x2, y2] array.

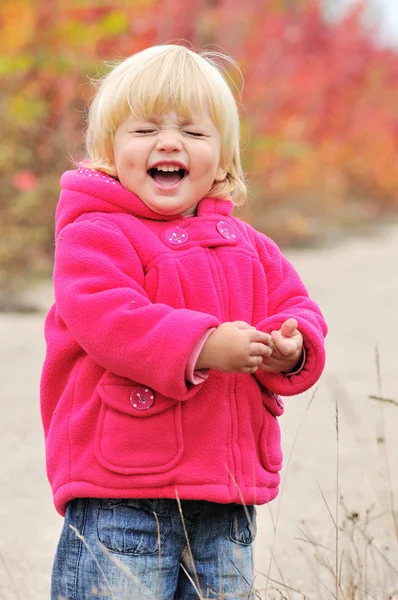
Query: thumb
[[280, 318, 298, 337]]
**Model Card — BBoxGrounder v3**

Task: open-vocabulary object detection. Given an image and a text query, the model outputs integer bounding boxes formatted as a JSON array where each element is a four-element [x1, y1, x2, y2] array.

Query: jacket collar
[[57, 168, 233, 234]]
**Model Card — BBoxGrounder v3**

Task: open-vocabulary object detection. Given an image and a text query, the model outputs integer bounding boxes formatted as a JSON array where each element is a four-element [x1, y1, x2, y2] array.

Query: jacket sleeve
[[253, 232, 327, 396], [53, 217, 220, 400]]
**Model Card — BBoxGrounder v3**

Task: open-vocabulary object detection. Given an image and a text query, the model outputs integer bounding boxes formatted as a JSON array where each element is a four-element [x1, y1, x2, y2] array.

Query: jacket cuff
[[185, 328, 215, 385], [282, 347, 306, 376]]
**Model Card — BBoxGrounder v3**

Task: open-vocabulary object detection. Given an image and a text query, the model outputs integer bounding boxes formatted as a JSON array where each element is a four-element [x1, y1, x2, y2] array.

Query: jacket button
[[216, 220, 237, 240], [164, 226, 189, 245], [129, 387, 155, 410]]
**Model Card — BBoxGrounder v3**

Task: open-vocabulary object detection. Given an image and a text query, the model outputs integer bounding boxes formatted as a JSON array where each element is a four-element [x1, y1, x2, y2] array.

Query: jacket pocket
[[259, 391, 284, 473], [95, 374, 184, 475]]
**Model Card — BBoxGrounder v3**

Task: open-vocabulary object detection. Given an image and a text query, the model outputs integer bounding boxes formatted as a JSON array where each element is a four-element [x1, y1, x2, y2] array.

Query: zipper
[[211, 249, 243, 500]]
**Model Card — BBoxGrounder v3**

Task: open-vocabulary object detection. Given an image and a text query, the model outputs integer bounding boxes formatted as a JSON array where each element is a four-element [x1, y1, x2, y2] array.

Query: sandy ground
[[1, 225, 397, 600]]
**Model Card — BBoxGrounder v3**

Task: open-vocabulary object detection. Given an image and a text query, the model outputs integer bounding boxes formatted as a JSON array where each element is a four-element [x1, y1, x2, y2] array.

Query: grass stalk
[[264, 389, 317, 596], [69, 525, 118, 600], [153, 510, 162, 599], [374, 346, 398, 540], [175, 492, 204, 599], [335, 398, 340, 600]]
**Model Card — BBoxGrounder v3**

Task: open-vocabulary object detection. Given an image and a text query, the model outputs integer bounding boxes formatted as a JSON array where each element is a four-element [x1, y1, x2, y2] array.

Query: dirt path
[[1, 226, 397, 599]]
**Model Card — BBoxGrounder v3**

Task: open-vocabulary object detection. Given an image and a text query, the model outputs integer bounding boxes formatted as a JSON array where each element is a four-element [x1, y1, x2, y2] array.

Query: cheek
[[196, 146, 220, 170], [116, 153, 144, 181], [116, 140, 140, 163]]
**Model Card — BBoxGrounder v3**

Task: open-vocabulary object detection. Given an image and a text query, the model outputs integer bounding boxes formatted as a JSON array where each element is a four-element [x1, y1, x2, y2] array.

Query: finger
[[271, 330, 281, 342], [271, 334, 297, 357], [234, 321, 255, 330], [260, 350, 302, 372], [251, 330, 272, 345], [270, 330, 284, 351], [250, 343, 272, 358], [247, 355, 263, 367], [271, 330, 297, 355], [259, 353, 290, 372], [280, 318, 298, 337]]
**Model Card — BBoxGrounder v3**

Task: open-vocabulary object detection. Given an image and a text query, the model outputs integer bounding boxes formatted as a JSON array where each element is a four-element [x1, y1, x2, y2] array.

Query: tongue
[[152, 171, 182, 186]]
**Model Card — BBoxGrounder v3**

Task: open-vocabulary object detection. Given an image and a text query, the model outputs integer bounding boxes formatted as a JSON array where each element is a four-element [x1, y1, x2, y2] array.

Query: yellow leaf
[[99, 12, 129, 37], [0, 1, 36, 55]]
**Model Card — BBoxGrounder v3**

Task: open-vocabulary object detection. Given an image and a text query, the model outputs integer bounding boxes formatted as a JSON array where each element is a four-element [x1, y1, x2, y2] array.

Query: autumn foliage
[[1, 0, 398, 303]]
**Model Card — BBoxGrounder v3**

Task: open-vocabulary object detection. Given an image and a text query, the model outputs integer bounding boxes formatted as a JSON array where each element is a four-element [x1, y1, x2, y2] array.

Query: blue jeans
[[51, 498, 258, 600]]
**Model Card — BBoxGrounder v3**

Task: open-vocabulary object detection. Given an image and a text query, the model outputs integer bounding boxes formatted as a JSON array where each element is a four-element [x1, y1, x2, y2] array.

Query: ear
[[215, 164, 227, 182]]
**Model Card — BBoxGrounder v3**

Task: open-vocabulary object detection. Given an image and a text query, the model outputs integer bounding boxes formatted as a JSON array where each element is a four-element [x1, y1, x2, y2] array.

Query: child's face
[[113, 110, 226, 216]]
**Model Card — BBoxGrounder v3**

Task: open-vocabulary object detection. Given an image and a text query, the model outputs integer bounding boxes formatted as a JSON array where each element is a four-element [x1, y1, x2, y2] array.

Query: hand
[[196, 321, 272, 374], [259, 318, 303, 374]]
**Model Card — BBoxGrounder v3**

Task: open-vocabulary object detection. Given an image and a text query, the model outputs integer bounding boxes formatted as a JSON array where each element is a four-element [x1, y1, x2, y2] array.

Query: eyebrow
[[177, 117, 194, 126], [130, 115, 210, 129], [157, 116, 203, 126]]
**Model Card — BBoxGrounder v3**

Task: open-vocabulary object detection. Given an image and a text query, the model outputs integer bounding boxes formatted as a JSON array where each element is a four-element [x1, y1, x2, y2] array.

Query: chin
[[153, 202, 188, 215], [149, 205, 181, 216]]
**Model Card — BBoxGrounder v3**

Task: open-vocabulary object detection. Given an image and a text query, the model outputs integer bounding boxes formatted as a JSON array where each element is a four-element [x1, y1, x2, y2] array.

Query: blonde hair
[[85, 44, 247, 205]]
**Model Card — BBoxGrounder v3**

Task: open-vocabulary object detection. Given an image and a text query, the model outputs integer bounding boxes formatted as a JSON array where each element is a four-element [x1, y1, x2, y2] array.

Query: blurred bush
[[1, 0, 398, 306]]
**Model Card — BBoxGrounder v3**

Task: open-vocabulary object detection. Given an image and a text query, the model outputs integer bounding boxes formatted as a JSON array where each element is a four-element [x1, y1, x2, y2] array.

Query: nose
[[156, 130, 183, 153]]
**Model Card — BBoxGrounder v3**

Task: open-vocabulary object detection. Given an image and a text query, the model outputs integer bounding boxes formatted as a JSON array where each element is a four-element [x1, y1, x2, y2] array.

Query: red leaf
[[12, 171, 38, 192]]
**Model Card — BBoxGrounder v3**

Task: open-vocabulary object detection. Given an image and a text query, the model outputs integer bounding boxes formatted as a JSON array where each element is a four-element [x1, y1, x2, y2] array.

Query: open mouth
[[148, 166, 188, 187]]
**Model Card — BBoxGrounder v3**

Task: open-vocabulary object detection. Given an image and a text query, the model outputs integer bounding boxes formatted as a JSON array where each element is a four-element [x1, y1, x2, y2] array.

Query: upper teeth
[[155, 165, 182, 172]]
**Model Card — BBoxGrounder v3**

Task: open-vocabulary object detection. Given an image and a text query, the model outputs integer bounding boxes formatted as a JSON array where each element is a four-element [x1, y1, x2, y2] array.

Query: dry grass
[[66, 450, 398, 598], [252, 349, 398, 600], [63, 352, 398, 599], [65, 422, 398, 599]]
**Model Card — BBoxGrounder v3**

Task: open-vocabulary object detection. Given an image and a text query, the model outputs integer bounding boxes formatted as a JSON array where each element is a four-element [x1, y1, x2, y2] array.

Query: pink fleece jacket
[[40, 168, 327, 516]]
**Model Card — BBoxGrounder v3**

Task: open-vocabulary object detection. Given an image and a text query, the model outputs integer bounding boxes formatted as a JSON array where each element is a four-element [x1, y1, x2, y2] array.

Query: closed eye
[[134, 129, 157, 134], [184, 131, 206, 137]]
